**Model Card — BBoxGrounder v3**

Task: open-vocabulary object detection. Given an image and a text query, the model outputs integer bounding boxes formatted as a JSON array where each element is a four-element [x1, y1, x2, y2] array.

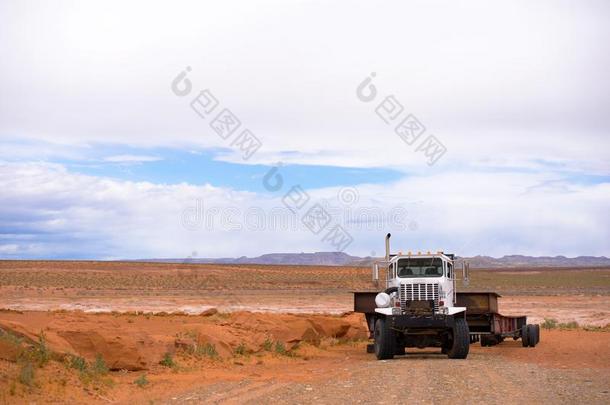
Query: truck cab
[[374, 252, 466, 317]]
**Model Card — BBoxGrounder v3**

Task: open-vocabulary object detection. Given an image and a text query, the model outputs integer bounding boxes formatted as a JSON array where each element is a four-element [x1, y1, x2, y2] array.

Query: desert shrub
[[92, 355, 109, 375], [0, 329, 24, 358], [196, 343, 218, 359], [159, 352, 176, 368], [32, 333, 50, 366], [274, 341, 287, 355], [19, 362, 35, 387], [559, 321, 579, 329], [70, 356, 88, 372], [234, 343, 246, 356], [541, 318, 558, 329], [262, 337, 273, 352], [0, 329, 23, 346], [134, 374, 149, 388]]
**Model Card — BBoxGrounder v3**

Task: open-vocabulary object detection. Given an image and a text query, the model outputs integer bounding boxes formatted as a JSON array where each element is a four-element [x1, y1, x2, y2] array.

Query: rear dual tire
[[521, 324, 539, 347]]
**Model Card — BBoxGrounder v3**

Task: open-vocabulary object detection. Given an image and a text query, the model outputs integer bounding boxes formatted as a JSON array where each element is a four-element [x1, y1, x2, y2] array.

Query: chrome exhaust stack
[[385, 233, 391, 261]]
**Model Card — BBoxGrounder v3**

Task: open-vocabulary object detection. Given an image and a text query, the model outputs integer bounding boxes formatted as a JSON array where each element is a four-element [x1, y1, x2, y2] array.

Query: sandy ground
[[1, 291, 609, 326], [0, 261, 609, 403], [0, 311, 608, 404]]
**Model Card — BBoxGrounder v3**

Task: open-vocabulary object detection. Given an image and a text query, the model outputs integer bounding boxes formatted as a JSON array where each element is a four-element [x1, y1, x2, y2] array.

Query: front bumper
[[388, 314, 455, 330]]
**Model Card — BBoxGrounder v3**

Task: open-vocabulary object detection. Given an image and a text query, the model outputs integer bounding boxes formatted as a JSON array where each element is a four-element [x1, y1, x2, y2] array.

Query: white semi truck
[[354, 234, 539, 360]]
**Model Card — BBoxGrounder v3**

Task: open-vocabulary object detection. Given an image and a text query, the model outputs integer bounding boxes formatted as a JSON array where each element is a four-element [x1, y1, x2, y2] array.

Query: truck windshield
[[397, 257, 443, 278]]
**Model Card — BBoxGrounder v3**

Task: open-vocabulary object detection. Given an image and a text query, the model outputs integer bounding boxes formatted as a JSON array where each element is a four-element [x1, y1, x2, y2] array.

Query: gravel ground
[[165, 351, 610, 404]]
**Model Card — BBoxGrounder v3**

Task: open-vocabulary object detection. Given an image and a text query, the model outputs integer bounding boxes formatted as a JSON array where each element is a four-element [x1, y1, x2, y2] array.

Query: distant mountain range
[[142, 252, 610, 268]]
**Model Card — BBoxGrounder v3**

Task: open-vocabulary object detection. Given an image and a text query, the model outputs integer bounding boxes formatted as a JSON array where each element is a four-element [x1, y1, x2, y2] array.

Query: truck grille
[[400, 283, 439, 312]]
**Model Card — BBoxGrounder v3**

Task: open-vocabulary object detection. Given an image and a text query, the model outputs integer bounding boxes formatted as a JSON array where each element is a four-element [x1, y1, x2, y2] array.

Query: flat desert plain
[[0, 261, 608, 404]]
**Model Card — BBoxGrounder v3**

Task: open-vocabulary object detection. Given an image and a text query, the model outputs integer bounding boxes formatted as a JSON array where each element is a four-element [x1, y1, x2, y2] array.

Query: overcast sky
[[0, 0, 609, 259]]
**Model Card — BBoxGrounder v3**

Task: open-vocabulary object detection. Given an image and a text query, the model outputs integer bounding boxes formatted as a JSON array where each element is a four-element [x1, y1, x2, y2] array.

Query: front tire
[[374, 318, 395, 360], [447, 318, 470, 359]]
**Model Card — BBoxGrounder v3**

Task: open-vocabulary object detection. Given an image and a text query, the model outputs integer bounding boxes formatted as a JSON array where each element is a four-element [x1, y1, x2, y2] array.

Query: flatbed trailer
[[354, 291, 540, 348]]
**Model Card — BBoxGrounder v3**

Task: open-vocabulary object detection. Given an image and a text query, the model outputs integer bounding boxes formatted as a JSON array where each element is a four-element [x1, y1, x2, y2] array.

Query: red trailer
[[455, 292, 539, 347]]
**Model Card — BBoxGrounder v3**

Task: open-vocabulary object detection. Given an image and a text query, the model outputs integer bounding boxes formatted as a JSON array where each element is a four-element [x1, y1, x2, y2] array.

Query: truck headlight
[[375, 292, 391, 308]]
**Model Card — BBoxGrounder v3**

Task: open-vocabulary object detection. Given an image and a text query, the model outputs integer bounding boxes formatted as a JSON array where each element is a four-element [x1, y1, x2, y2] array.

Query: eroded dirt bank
[[0, 310, 608, 404]]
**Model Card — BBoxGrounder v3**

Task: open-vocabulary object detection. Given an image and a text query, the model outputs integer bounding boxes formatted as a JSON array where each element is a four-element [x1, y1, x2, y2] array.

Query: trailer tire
[[480, 335, 492, 347], [527, 324, 538, 347], [374, 318, 395, 360], [447, 318, 469, 359], [521, 325, 530, 347]]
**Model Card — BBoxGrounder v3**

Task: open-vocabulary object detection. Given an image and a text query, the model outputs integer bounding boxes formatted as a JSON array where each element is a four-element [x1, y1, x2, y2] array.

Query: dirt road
[[164, 331, 610, 404]]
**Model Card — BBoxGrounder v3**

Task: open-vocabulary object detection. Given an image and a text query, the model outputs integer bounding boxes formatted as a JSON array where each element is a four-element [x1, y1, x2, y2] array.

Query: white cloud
[[0, 162, 607, 258], [0, 244, 19, 254], [0, 1, 609, 258], [103, 155, 162, 163], [0, 1, 609, 172]]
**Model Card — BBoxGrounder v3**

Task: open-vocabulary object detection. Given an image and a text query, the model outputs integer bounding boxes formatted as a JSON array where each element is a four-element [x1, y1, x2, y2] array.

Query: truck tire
[[521, 325, 530, 347], [527, 324, 539, 347], [481, 335, 497, 347], [534, 324, 540, 345], [447, 318, 469, 359], [374, 317, 395, 360]]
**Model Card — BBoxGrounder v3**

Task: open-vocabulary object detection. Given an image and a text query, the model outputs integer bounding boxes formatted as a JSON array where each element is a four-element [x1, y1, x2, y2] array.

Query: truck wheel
[[374, 318, 395, 360], [534, 324, 540, 345], [447, 318, 469, 359], [527, 324, 539, 347], [480, 336, 490, 347], [521, 325, 530, 347], [481, 335, 497, 347]]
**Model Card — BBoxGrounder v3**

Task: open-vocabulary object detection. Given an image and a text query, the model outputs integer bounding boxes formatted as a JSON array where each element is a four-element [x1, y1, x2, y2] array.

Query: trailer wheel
[[374, 318, 395, 360], [527, 324, 539, 347], [480, 335, 491, 347], [521, 325, 530, 347], [481, 335, 498, 347], [447, 318, 469, 359]]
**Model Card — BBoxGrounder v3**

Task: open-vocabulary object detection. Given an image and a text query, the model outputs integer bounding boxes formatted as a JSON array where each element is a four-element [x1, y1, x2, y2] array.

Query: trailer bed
[[354, 291, 533, 346], [455, 292, 527, 336]]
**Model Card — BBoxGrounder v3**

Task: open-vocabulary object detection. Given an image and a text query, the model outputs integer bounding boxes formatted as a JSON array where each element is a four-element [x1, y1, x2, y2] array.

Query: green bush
[[70, 356, 88, 372], [559, 321, 579, 329], [262, 338, 273, 352], [92, 355, 109, 375], [159, 352, 176, 368], [196, 343, 218, 359], [134, 374, 149, 388], [33, 333, 50, 366], [274, 341, 287, 355], [19, 362, 35, 387], [541, 318, 557, 329], [234, 343, 246, 356]]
